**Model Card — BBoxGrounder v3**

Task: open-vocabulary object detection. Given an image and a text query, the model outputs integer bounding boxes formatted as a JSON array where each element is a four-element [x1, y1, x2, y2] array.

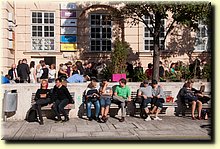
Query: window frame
[[143, 15, 166, 52], [194, 21, 209, 52], [31, 11, 55, 51], [89, 13, 112, 52]]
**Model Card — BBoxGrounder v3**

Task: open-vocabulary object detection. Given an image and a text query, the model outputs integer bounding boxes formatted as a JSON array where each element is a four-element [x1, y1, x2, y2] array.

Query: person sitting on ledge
[[33, 79, 51, 125], [150, 80, 165, 121], [112, 78, 131, 122], [52, 78, 72, 123]]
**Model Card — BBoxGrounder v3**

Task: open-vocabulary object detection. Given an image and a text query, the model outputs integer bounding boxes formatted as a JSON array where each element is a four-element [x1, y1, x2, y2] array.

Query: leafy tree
[[117, 2, 211, 81]]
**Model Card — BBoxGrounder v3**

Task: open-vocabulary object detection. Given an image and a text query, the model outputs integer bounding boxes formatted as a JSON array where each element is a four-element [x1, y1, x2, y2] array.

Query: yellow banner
[[60, 43, 77, 51]]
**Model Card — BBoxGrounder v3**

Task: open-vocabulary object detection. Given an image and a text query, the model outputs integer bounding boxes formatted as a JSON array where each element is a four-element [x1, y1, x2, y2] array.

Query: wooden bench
[[31, 92, 75, 118]]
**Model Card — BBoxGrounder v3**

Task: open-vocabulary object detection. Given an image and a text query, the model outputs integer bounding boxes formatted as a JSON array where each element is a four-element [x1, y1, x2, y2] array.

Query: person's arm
[[63, 86, 72, 100], [114, 86, 118, 96], [34, 89, 41, 101], [127, 87, 131, 101]]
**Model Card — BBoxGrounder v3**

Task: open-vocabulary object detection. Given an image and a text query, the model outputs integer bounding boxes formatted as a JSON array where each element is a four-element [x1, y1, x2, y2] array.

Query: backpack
[[25, 107, 38, 122]]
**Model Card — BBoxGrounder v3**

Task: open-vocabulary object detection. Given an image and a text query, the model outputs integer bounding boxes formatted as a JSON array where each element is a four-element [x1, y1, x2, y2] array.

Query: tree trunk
[[152, 13, 161, 82]]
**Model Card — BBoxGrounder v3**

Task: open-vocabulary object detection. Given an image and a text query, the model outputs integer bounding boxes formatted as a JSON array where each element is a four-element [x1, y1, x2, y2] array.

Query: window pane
[[32, 32, 37, 36], [38, 26, 42, 30], [38, 19, 42, 23], [96, 46, 100, 51], [32, 18, 37, 23], [102, 46, 107, 51], [91, 46, 95, 51], [50, 26, 54, 31], [44, 13, 48, 17], [50, 32, 54, 37], [107, 46, 111, 51], [91, 40, 95, 45], [37, 13, 42, 17], [50, 19, 54, 24], [32, 12, 36, 17], [38, 32, 42, 37], [107, 40, 111, 46], [45, 32, 49, 37], [50, 13, 54, 18], [44, 26, 49, 31], [44, 19, 49, 23]]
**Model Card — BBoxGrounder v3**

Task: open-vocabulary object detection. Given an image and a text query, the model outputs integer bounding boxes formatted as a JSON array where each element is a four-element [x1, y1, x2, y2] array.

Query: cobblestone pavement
[[1, 116, 212, 141]]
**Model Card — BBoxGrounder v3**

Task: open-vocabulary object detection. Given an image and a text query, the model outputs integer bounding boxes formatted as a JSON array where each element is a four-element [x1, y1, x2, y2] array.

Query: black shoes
[[88, 117, 93, 121], [39, 121, 44, 125], [101, 116, 108, 123], [119, 117, 125, 122], [61, 116, 70, 123]]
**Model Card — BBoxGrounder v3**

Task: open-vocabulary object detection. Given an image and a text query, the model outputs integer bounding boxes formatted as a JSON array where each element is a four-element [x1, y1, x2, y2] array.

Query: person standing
[[32, 79, 51, 125], [48, 64, 56, 83], [52, 78, 72, 122], [112, 78, 131, 122], [17, 59, 30, 83], [8, 64, 19, 83], [29, 61, 36, 83], [40, 61, 49, 80], [99, 79, 112, 123], [134, 62, 144, 82]]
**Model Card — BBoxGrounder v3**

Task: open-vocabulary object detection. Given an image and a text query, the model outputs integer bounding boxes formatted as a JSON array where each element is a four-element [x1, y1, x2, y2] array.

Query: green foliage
[[101, 66, 113, 81], [116, 2, 211, 81], [133, 70, 146, 82], [111, 39, 130, 74], [202, 63, 211, 79]]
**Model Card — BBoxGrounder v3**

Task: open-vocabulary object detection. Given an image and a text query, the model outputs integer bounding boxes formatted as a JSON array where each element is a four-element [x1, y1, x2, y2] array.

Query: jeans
[[53, 98, 69, 119], [152, 97, 164, 109], [100, 96, 111, 107], [142, 97, 152, 109], [86, 99, 100, 118], [33, 98, 50, 122]]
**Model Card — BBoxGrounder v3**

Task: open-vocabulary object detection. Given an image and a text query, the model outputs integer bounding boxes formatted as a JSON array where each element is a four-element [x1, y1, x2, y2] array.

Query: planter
[[112, 73, 126, 82]]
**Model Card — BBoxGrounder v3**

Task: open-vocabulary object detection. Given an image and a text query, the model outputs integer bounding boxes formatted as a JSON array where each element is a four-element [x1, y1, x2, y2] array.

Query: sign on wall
[[60, 3, 78, 52], [60, 3, 77, 10], [61, 19, 77, 26], [61, 35, 77, 43], [61, 27, 77, 34], [61, 10, 77, 18], [61, 43, 77, 51]]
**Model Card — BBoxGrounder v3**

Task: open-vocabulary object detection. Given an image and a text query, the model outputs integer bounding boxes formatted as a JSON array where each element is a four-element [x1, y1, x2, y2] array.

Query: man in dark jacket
[[8, 64, 19, 83], [52, 78, 72, 122], [17, 59, 30, 83]]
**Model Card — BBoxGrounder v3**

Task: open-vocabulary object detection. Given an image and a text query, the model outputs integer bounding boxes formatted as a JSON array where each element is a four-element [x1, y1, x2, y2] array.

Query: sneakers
[[153, 116, 162, 121], [144, 116, 152, 121]]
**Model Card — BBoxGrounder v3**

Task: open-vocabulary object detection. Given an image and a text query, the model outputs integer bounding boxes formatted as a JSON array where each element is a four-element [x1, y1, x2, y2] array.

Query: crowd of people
[[1, 58, 210, 84], [29, 77, 210, 125], [1, 59, 108, 84]]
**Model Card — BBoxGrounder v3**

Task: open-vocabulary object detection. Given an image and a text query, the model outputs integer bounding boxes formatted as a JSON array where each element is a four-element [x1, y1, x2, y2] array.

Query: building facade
[[1, 1, 211, 74]]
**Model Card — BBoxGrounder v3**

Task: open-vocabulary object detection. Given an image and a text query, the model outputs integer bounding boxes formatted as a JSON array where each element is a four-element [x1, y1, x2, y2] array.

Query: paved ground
[[1, 116, 212, 141]]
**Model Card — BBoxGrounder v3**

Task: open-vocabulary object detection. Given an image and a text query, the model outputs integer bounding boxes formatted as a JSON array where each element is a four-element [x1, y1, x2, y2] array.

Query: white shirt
[[49, 69, 56, 79]]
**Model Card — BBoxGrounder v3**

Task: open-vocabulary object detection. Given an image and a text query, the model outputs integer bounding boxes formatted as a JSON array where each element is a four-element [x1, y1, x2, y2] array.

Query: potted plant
[[111, 39, 130, 82]]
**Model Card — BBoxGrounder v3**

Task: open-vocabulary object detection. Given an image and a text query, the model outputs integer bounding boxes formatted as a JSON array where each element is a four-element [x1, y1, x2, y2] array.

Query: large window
[[195, 21, 209, 51], [90, 14, 112, 52], [143, 15, 165, 51], [31, 12, 55, 51]]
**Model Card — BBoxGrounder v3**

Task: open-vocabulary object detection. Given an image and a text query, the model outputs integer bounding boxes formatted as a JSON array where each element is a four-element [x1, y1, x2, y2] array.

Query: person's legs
[[35, 99, 50, 124], [100, 98, 105, 117], [143, 98, 152, 121], [154, 99, 163, 120], [58, 98, 69, 121], [86, 101, 92, 120], [52, 100, 62, 121], [191, 101, 196, 119], [94, 100, 100, 119], [197, 100, 203, 119], [120, 101, 126, 122], [104, 98, 111, 117]]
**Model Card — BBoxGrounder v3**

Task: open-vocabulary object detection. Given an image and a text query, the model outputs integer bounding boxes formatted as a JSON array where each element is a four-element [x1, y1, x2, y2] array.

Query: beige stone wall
[[1, 2, 211, 74], [1, 1, 15, 74]]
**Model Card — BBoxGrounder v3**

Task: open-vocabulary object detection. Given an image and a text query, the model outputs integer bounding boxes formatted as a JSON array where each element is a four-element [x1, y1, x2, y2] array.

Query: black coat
[[17, 63, 30, 80]]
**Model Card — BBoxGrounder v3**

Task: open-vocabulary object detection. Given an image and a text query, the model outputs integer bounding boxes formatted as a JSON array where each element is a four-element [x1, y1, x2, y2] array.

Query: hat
[[143, 80, 148, 84]]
